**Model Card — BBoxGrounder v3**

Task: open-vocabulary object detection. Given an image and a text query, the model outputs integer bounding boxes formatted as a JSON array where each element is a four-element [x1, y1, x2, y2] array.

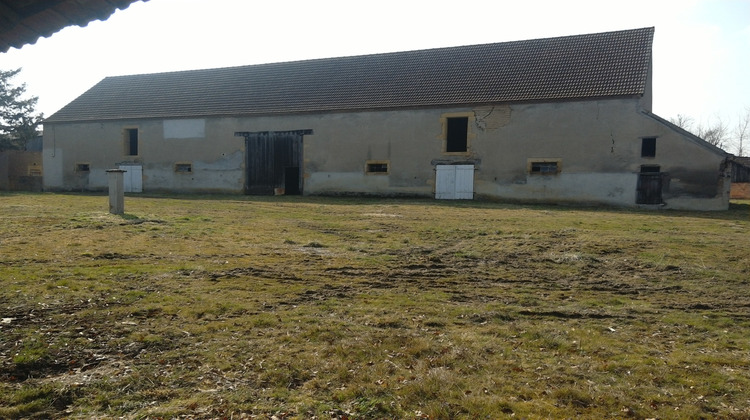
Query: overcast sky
[[2, 0, 749, 147]]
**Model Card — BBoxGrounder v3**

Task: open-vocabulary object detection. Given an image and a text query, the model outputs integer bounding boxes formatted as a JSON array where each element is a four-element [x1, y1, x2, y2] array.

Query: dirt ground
[[1, 194, 749, 418]]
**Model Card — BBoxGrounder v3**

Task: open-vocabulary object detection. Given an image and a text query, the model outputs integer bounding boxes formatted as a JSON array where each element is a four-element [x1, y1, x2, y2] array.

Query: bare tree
[[671, 109, 750, 154], [695, 117, 729, 150], [669, 114, 694, 131], [734, 107, 749, 157], [670, 113, 728, 150]]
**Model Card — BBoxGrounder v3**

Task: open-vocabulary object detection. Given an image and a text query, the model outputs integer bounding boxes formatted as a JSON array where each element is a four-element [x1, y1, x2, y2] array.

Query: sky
[[2, 0, 749, 151]]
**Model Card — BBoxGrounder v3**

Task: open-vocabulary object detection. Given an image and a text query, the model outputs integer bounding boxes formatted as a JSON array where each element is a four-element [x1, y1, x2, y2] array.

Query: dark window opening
[[530, 161, 559, 174], [175, 163, 192, 173], [641, 137, 656, 157], [446, 117, 469, 152], [125, 128, 139, 156], [366, 162, 389, 174], [75, 163, 90, 172], [641, 165, 660, 173]]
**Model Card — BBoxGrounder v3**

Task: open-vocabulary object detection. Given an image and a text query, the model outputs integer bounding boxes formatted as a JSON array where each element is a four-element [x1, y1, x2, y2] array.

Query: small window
[[529, 159, 561, 175], [175, 163, 192, 173], [641, 165, 660, 173], [75, 163, 90, 172], [446, 117, 469, 152], [124, 128, 139, 156], [641, 137, 656, 157], [365, 160, 389, 175]]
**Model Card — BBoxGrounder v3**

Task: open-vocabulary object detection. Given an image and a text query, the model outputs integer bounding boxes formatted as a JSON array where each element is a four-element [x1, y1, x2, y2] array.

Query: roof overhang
[[0, 0, 146, 53]]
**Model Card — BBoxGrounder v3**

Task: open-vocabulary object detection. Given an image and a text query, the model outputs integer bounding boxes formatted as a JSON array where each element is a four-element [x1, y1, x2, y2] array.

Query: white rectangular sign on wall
[[435, 164, 474, 200], [163, 119, 206, 139]]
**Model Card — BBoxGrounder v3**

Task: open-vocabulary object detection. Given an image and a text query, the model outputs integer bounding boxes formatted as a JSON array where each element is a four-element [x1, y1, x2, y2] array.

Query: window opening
[[641, 165, 660, 173], [175, 163, 192, 173], [641, 137, 656, 157], [366, 161, 389, 174], [125, 128, 139, 156], [529, 161, 560, 174], [446, 117, 469, 152], [75, 163, 90, 172]]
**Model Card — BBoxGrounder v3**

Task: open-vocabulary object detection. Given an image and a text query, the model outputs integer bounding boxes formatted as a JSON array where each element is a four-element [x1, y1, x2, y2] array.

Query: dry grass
[[1, 192, 749, 419]]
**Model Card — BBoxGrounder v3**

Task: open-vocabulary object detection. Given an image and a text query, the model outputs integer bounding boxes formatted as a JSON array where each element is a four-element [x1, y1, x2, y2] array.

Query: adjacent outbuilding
[[729, 156, 750, 199], [43, 27, 731, 210]]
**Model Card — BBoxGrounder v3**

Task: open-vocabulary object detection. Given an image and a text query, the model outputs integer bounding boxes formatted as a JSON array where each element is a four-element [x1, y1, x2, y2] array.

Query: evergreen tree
[[0, 68, 44, 151]]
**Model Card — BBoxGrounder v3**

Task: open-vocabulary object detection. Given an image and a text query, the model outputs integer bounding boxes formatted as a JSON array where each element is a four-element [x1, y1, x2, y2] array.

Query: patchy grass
[[1, 192, 749, 419]]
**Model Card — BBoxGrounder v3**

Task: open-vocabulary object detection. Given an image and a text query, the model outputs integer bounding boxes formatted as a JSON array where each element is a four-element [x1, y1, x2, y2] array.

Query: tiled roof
[[46, 27, 654, 123], [0, 0, 146, 52]]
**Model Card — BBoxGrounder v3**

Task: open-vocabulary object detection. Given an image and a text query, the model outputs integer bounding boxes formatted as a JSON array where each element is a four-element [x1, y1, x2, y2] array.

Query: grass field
[[0, 192, 749, 419]]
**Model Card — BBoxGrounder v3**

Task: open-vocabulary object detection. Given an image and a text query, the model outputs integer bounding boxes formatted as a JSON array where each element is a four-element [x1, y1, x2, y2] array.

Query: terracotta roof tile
[[46, 27, 654, 123]]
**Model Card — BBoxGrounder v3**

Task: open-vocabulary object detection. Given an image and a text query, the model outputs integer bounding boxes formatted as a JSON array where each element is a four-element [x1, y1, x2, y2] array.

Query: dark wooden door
[[637, 172, 662, 204], [284, 167, 300, 195], [244, 131, 304, 195]]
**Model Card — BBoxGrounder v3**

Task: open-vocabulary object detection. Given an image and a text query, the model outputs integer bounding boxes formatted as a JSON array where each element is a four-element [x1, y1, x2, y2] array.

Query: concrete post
[[106, 169, 126, 215]]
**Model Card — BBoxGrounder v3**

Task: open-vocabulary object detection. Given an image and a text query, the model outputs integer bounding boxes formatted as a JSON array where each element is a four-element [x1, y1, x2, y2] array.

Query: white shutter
[[435, 164, 474, 200], [119, 164, 143, 193], [435, 165, 455, 199], [454, 165, 474, 199]]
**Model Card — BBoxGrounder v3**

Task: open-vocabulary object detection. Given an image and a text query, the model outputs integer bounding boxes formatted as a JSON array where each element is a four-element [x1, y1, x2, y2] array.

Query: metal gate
[[236, 130, 311, 195], [636, 172, 662, 204]]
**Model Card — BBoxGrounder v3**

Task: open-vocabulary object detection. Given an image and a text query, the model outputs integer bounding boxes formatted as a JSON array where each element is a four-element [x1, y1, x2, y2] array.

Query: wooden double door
[[241, 130, 310, 195]]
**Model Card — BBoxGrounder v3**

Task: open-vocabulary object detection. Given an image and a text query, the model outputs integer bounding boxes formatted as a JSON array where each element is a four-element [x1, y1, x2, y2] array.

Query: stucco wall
[[467, 100, 728, 210], [44, 119, 246, 193], [0, 150, 43, 191], [43, 97, 728, 210]]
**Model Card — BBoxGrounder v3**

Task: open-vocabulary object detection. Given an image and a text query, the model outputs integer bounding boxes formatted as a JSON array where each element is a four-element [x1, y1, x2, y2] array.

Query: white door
[[118, 164, 143, 193], [435, 164, 474, 199], [454, 165, 475, 199], [435, 165, 456, 199]]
